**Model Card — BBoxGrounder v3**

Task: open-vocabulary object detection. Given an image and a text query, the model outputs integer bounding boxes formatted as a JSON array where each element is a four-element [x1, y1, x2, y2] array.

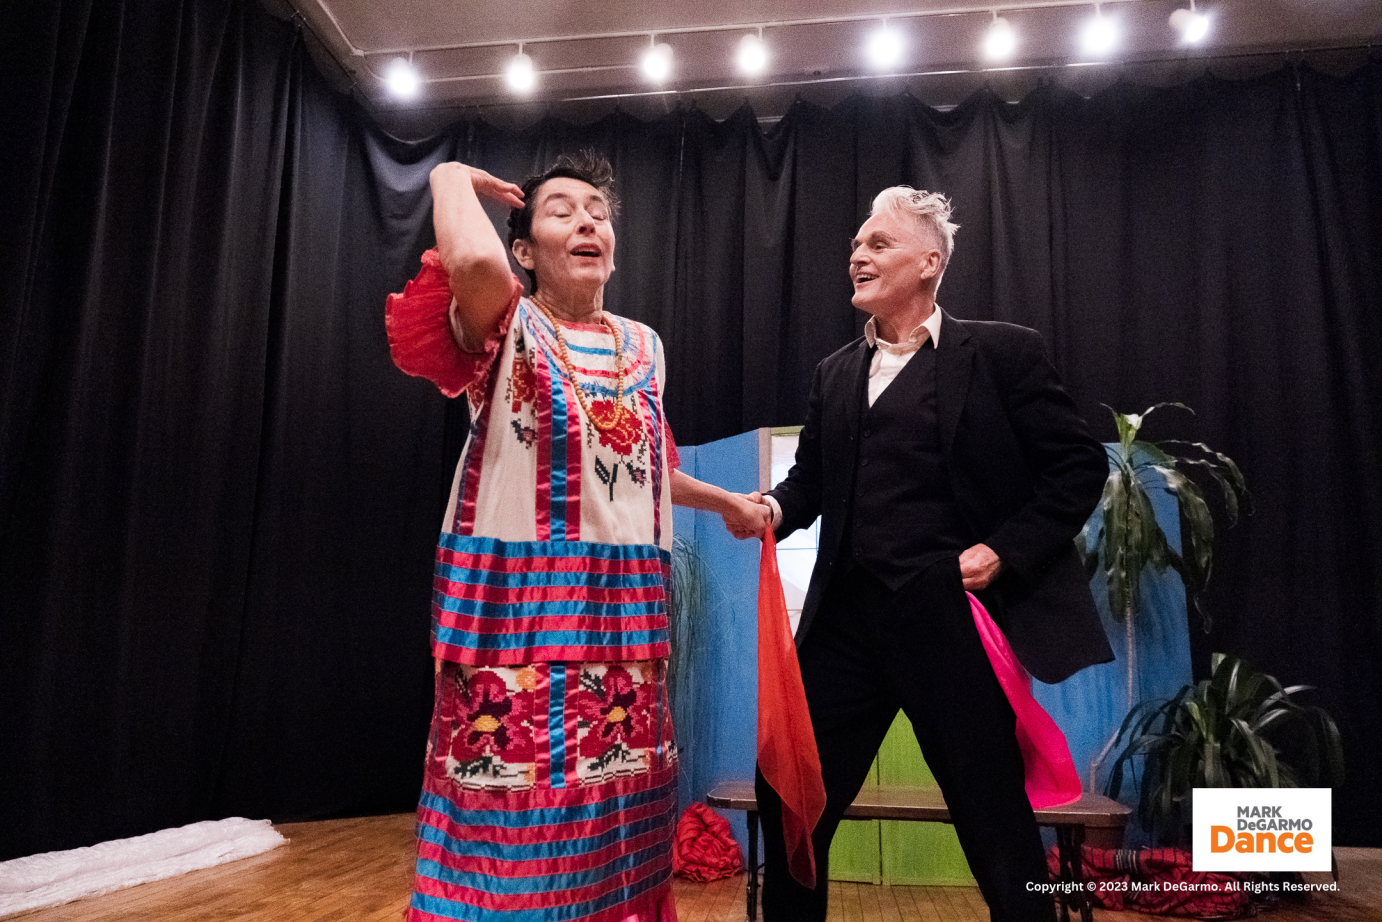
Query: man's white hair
[[870, 187, 960, 270]]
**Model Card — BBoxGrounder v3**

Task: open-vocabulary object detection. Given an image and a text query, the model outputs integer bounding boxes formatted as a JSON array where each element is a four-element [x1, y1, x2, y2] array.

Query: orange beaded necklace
[[531, 295, 628, 432]]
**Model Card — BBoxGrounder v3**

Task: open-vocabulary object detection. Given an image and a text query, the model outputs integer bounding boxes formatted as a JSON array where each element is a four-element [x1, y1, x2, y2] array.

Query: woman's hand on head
[[467, 166, 525, 209], [431, 162, 525, 210]]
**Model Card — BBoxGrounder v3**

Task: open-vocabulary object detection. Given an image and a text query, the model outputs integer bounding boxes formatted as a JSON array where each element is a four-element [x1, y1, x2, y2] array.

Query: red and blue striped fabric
[[638, 380, 666, 550], [410, 763, 677, 922], [532, 322, 583, 541], [432, 534, 672, 666]]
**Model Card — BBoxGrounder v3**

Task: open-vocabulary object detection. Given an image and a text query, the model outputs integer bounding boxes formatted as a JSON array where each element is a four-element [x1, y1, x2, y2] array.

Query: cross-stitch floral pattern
[[574, 662, 671, 783], [507, 353, 537, 412], [589, 399, 644, 456], [434, 666, 536, 790]]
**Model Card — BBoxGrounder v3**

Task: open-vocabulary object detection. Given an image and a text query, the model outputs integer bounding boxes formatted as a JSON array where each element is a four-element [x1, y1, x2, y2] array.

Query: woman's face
[[513, 176, 616, 294]]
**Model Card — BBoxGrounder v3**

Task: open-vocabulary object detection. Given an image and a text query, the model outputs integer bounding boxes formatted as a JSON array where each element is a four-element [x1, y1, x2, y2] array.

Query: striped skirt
[[408, 660, 678, 922]]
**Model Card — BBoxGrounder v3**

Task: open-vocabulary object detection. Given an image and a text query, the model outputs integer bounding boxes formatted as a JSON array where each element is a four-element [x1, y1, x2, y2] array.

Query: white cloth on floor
[[0, 816, 286, 915]]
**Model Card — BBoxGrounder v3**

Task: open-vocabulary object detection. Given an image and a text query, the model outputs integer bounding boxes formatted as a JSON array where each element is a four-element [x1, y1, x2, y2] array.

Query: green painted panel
[[880, 822, 975, 886], [828, 818, 881, 883], [877, 713, 975, 886], [827, 759, 880, 883]]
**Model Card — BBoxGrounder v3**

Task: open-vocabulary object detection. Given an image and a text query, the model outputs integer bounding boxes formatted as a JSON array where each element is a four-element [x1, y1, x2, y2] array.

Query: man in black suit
[[741, 188, 1113, 922]]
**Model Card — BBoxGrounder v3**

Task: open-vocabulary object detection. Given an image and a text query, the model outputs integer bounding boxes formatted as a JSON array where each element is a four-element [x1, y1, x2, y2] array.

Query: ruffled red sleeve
[[385, 248, 522, 399]]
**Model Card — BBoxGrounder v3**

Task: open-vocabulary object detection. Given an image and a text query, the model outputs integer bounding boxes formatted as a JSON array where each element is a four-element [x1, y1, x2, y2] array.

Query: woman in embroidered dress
[[386, 153, 770, 922]]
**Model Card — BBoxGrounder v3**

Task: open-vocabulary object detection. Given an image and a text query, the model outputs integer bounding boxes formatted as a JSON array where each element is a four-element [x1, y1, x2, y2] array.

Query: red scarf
[[756, 528, 828, 889]]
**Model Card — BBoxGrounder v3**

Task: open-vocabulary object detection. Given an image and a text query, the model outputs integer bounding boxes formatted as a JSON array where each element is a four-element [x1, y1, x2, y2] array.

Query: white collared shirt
[[863, 306, 943, 406]]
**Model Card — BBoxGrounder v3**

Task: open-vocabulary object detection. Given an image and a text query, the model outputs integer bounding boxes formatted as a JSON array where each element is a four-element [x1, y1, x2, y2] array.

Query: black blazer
[[769, 311, 1114, 684]]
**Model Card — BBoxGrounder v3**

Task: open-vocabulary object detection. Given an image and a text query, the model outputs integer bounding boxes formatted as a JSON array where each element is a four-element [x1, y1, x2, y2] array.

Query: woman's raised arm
[[431, 162, 525, 348]]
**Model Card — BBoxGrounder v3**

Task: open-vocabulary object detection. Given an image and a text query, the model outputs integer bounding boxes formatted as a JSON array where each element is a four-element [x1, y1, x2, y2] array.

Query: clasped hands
[[718, 491, 774, 541], [716, 492, 1005, 591]]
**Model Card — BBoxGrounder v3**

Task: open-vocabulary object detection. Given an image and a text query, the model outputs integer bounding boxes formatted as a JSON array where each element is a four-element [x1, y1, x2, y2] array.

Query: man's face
[[848, 209, 941, 316]]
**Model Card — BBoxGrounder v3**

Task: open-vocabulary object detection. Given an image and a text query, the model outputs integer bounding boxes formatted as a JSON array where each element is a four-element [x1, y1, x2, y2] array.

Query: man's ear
[[918, 249, 942, 282], [512, 238, 535, 271]]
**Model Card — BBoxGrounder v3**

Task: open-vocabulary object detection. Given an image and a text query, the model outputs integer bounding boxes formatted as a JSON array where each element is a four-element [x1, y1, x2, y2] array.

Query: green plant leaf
[[1315, 709, 1347, 787], [1158, 465, 1216, 595], [1136, 441, 1179, 469], [1102, 469, 1136, 620], [1203, 738, 1227, 787], [1139, 402, 1196, 427], [1167, 456, 1242, 526], [1253, 708, 1294, 737], [1232, 719, 1281, 788], [1103, 405, 1138, 458], [1159, 440, 1251, 525]]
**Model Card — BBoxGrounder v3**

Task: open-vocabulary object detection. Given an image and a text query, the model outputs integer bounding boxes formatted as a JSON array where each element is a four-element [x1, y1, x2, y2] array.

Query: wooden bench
[[707, 781, 1131, 922]]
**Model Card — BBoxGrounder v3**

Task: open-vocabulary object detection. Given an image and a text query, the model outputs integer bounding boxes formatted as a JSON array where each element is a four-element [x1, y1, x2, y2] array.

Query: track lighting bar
[[301, 0, 1225, 102]]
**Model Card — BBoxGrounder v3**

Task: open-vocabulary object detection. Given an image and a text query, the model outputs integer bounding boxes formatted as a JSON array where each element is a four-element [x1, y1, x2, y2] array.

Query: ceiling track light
[[1079, 3, 1119, 58], [641, 36, 674, 83], [1169, 0, 1211, 45], [866, 19, 905, 71], [360, 0, 1220, 104], [506, 43, 537, 93], [982, 11, 1017, 62], [384, 53, 421, 100], [737, 28, 769, 77]]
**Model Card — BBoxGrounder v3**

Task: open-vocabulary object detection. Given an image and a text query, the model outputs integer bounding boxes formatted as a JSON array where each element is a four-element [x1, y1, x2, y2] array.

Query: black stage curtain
[[3, 0, 1380, 857]]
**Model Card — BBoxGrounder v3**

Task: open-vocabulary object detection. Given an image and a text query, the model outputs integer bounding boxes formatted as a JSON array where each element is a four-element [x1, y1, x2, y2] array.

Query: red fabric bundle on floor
[[1046, 845, 1254, 919], [672, 804, 744, 882]]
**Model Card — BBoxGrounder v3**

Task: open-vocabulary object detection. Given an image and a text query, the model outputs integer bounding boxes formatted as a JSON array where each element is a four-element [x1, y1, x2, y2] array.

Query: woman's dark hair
[[506, 151, 620, 292]]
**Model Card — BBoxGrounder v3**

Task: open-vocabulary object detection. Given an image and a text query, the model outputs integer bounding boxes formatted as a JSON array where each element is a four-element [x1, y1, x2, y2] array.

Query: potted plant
[[1106, 653, 1344, 844], [1076, 403, 1251, 788]]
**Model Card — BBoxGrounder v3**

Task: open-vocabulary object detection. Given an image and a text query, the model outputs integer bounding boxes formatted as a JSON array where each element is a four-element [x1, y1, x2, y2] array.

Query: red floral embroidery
[[447, 669, 534, 763], [576, 666, 657, 758], [589, 400, 644, 456], [509, 355, 537, 412]]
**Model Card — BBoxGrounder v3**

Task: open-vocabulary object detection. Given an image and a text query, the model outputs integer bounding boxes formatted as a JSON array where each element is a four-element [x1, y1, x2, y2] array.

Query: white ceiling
[[277, 0, 1382, 125]]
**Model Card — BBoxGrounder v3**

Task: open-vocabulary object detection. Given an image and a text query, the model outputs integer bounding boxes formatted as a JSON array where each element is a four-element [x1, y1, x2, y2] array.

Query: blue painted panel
[[1030, 446, 1195, 845], [671, 431, 764, 855]]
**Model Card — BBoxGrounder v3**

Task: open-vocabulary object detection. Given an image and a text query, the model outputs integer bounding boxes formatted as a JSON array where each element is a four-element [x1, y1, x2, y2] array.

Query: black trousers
[[755, 558, 1056, 922]]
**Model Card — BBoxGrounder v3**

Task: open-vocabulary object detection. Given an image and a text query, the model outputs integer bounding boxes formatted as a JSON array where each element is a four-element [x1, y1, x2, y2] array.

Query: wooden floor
[[6, 813, 1380, 922]]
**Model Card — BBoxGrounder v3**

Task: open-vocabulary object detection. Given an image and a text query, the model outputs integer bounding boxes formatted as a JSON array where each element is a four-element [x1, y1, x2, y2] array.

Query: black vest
[[843, 344, 973, 589]]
